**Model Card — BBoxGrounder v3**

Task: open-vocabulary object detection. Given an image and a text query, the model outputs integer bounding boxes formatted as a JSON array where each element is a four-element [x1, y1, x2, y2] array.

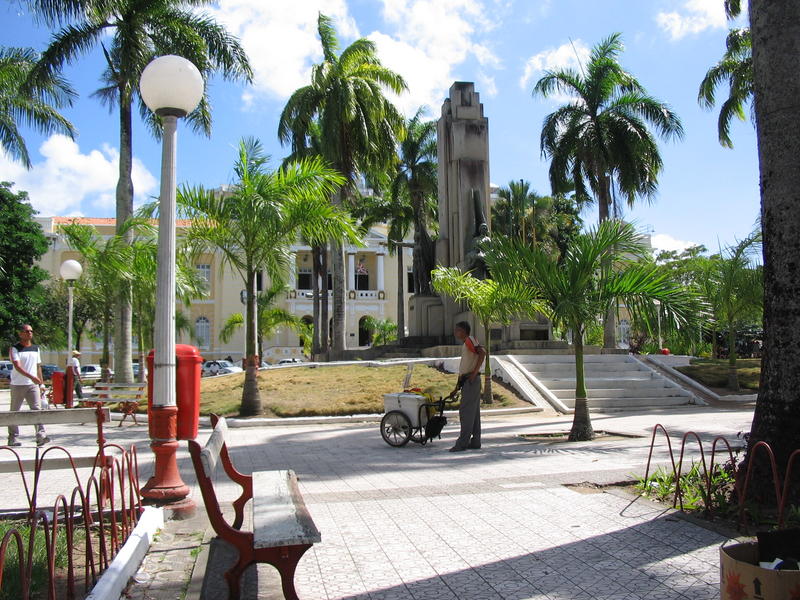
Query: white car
[[0, 360, 13, 380], [277, 357, 305, 365], [202, 360, 243, 377], [80, 364, 113, 381]]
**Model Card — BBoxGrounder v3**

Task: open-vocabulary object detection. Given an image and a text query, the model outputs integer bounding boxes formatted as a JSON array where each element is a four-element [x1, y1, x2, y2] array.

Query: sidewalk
[[119, 404, 751, 600]]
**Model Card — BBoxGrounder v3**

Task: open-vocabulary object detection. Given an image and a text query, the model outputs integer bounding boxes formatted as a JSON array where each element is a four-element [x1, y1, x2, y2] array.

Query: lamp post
[[139, 55, 203, 509], [654, 299, 663, 350], [59, 259, 83, 359]]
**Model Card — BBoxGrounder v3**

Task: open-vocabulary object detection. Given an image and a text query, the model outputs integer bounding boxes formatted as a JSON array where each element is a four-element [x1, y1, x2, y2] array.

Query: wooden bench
[[188, 415, 320, 600], [80, 382, 145, 426]]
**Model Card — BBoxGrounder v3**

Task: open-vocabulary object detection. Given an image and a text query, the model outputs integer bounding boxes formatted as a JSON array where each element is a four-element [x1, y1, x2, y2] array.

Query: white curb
[[85, 506, 164, 600]]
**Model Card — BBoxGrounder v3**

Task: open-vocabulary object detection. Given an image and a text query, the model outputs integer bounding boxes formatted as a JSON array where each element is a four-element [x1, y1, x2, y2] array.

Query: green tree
[[392, 108, 438, 296], [0, 46, 75, 168], [533, 33, 683, 348], [698, 27, 752, 148], [0, 183, 50, 346], [431, 268, 525, 404], [219, 283, 312, 359], [745, 0, 800, 494], [177, 138, 357, 416], [485, 221, 699, 440], [29, 0, 252, 384], [362, 316, 398, 347], [491, 180, 551, 247], [278, 13, 406, 356]]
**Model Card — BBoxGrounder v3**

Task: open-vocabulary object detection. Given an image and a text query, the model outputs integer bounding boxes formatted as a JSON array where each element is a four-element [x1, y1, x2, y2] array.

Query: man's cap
[[72, 350, 81, 356]]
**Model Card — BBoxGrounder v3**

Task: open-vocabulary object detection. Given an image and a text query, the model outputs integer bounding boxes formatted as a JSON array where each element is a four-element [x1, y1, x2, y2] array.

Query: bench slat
[[200, 417, 228, 478], [86, 391, 144, 397], [0, 408, 110, 427], [93, 383, 146, 389], [252, 470, 321, 548]]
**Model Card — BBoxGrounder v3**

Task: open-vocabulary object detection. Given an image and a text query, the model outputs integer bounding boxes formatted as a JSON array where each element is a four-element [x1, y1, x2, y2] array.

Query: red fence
[[0, 442, 143, 599], [644, 424, 799, 530]]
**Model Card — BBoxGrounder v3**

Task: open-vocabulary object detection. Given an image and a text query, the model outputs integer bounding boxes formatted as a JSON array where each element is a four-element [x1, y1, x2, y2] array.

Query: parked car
[[0, 360, 12, 380], [41, 364, 62, 381], [132, 363, 148, 379], [80, 364, 114, 381], [277, 357, 305, 365], [201, 360, 243, 377]]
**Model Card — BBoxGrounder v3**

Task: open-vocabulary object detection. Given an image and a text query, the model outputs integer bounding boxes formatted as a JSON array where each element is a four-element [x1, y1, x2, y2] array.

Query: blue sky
[[0, 0, 758, 253]]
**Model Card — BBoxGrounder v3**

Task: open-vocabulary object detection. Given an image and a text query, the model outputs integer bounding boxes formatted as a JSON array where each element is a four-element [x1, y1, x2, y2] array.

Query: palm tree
[[0, 46, 75, 168], [28, 0, 252, 384], [361, 316, 398, 347], [177, 138, 358, 416], [698, 28, 752, 148], [533, 33, 683, 348], [391, 108, 438, 296], [485, 221, 700, 440], [431, 268, 526, 404], [746, 0, 800, 490], [278, 13, 406, 357], [219, 283, 312, 359], [491, 180, 551, 247]]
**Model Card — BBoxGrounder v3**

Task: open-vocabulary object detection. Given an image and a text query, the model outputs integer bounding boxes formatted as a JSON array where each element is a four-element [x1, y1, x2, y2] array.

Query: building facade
[[35, 217, 413, 367]]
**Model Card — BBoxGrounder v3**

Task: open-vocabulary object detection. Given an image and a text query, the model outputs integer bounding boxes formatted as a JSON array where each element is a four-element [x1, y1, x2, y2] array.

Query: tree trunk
[[745, 0, 800, 483], [136, 308, 146, 384], [240, 268, 262, 416], [482, 318, 493, 404], [114, 93, 134, 384], [331, 243, 346, 356], [711, 323, 718, 359], [727, 324, 739, 391], [569, 327, 594, 441], [311, 245, 322, 358], [598, 176, 616, 350], [321, 243, 330, 359], [411, 192, 435, 296], [396, 248, 405, 341], [101, 310, 111, 383]]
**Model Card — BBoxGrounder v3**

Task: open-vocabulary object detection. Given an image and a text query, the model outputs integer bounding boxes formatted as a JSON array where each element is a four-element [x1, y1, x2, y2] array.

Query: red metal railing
[[643, 424, 799, 530], [0, 441, 143, 599]]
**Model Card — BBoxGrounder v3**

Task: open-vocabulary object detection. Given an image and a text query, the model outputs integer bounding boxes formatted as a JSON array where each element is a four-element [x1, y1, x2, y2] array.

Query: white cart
[[380, 391, 458, 447]]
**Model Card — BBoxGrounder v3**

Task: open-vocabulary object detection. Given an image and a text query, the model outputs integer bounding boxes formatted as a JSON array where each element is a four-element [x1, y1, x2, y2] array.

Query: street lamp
[[60, 258, 83, 359], [654, 299, 663, 350], [139, 55, 203, 509]]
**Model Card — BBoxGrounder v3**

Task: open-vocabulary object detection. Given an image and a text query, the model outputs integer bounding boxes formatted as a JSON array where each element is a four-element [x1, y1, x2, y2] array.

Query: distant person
[[449, 321, 487, 452], [70, 350, 83, 400], [7, 324, 49, 447]]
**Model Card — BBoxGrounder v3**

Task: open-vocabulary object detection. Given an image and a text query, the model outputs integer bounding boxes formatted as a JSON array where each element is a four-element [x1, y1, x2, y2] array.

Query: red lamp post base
[[141, 405, 195, 518]]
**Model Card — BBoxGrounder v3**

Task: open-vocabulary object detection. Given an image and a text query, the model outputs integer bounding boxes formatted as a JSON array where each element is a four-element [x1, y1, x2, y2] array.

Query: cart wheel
[[381, 410, 412, 447]]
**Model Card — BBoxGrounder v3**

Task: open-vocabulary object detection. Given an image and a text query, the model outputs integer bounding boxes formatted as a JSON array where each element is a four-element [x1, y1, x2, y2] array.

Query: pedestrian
[[7, 324, 49, 447], [70, 350, 83, 400], [449, 321, 487, 452]]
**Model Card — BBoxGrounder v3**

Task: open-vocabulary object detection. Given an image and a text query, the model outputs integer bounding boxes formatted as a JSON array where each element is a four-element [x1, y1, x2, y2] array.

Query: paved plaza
[[0, 390, 755, 599]]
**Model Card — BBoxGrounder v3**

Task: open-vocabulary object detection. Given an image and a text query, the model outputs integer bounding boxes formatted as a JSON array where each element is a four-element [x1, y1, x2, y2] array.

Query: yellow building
[[35, 217, 413, 367]]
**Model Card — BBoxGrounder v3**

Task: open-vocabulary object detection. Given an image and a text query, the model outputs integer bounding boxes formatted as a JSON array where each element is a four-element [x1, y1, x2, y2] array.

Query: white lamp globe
[[59, 259, 83, 281], [139, 55, 204, 117]]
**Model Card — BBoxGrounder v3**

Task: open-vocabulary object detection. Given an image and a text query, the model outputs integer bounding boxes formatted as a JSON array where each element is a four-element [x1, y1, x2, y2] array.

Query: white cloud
[[0, 135, 157, 216], [651, 233, 700, 253], [478, 72, 498, 97], [519, 39, 590, 96], [656, 0, 729, 40], [209, 0, 358, 100]]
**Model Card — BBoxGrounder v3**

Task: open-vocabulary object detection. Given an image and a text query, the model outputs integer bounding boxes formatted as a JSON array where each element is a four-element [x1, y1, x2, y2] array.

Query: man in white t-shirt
[[8, 324, 49, 446], [449, 321, 487, 452], [69, 350, 83, 400]]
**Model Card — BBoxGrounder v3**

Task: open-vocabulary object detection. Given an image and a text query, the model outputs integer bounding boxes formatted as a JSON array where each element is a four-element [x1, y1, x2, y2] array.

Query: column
[[376, 252, 385, 291], [347, 252, 356, 291], [288, 252, 297, 289]]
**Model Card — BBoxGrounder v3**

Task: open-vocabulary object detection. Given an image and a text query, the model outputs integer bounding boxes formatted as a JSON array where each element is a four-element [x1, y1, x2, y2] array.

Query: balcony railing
[[290, 289, 385, 300]]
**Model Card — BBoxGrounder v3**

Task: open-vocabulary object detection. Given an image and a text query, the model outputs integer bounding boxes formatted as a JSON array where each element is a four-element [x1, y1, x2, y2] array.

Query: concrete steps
[[514, 354, 696, 412]]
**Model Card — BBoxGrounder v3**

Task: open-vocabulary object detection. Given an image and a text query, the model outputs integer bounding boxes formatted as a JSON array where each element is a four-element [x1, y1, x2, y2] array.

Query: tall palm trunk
[[101, 308, 111, 383], [311, 245, 322, 358], [727, 324, 739, 391], [598, 175, 616, 349], [396, 248, 405, 340], [240, 268, 261, 416], [331, 187, 348, 357], [321, 244, 329, 357], [482, 318, 493, 404], [114, 92, 134, 384], [569, 326, 594, 441], [745, 0, 800, 493], [412, 192, 435, 296], [135, 305, 147, 383]]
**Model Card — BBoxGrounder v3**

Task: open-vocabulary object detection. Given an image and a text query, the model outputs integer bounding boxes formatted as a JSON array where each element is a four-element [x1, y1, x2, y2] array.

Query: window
[[196, 264, 211, 283], [298, 268, 312, 290], [195, 317, 210, 349]]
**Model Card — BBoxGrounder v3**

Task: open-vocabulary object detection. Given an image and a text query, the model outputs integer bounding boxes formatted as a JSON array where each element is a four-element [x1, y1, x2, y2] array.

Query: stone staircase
[[513, 354, 697, 412]]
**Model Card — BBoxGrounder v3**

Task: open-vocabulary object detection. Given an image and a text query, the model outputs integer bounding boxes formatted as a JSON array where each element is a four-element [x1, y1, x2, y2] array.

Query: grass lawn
[[675, 358, 761, 392], [199, 364, 530, 417]]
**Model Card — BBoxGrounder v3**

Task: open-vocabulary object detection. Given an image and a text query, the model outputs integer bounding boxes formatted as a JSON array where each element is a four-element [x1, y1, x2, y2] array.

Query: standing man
[[70, 350, 83, 400], [450, 321, 487, 452], [7, 324, 49, 446]]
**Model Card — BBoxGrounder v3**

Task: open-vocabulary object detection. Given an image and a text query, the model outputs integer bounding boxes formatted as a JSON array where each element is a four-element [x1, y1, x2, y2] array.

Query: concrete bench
[[188, 415, 320, 600], [81, 382, 146, 426]]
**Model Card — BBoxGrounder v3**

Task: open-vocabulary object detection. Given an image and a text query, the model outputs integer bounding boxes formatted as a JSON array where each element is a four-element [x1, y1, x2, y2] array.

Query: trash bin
[[721, 541, 800, 599]]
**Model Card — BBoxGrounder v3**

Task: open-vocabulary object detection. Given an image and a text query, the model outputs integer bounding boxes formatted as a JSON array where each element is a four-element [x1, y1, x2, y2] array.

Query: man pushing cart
[[448, 321, 487, 452]]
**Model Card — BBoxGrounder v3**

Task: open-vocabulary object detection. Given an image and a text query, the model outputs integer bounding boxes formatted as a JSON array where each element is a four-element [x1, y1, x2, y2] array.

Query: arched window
[[195, 316, 211, 349]]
